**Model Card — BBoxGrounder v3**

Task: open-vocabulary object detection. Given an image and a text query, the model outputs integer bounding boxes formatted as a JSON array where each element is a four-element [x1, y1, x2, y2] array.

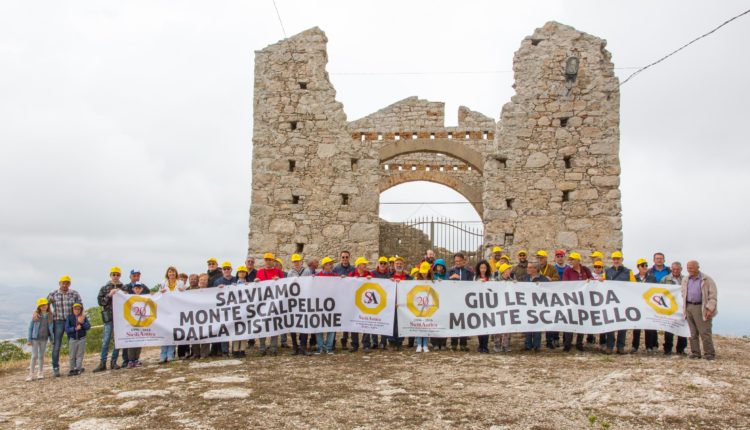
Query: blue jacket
[[65, 315, 91, 340], [433, 259, 448, 280], [213, 276, 236, 287], [28, 314, 54, 342], [447, 265, 474, 281]]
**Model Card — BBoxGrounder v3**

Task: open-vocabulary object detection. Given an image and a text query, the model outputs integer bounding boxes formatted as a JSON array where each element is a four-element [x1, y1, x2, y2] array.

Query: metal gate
[[378, 216, 485, 268]]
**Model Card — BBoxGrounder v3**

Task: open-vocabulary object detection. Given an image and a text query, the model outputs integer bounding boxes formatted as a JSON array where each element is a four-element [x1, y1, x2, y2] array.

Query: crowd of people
[[25, 247, 719, 382]]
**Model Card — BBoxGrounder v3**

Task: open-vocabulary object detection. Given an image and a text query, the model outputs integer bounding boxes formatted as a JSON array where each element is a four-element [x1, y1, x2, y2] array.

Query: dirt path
[[1, 336, 748, 429]]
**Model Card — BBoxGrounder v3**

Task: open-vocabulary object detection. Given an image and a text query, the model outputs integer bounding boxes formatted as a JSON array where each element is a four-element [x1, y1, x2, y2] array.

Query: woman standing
[[159, 266, 184, 363], [474, 260, 493, 353], [412, 262, 433, 353]]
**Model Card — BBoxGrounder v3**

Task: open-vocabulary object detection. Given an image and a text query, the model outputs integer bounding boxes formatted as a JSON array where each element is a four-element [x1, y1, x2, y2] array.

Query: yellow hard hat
[[221, 261, 232, 269], [593, 261, 604, 267], [207, 257, 218, 264], [388, 256, 396, 262], [492, 246, 503, 253], [500, 255, 510, 262], [291, 254, 302, 262], [36, 298, 49, 307], [410, 267, 419, 276], [236, 265, 248, 273], [59, 275, 71, 283], [110, 266, 122, 274], [354, 257, 369, 267], [263, 252, 275, 260], [536, 250, 548, 257], [275, 258, 283, 267], [518, 250, 528, 255], [419, 262, 431, 275], [394, 255, 404, 262], [636, 258, 648, 266], [498, 263, 513, 273], [378, 256, 388, 263], [611, 251, 623, 259], [590, 251, 604, 259], [569, 252, 582, 260], [72, 303, 83, 309], [320, 256, 334, 266]]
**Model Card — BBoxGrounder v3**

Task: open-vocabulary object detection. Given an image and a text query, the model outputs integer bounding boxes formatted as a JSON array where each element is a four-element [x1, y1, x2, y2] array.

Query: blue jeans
[[525, 332, 542, 350], [100, 322, 120, 363], [160, 345, 175, 361], [316, 332, 335, 352], [605, 330, 627, 350], [51, 320, 67, 370], [415, 337, 429, 347]]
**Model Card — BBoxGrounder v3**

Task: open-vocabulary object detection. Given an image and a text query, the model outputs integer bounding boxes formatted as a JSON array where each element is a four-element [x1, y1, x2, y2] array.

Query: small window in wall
[[439, 166, 444, 172], [467, 166, 472, 171], [430, 132, 435, 140], [292, 195, 300, 204], [298, 82, 307, 90], [377, 133, 383, 141], [496, 156, 507, 168], [504, 233, 515, 246], [411, 165, 416, 171], [395, 133, 400, 141], [351, 158, 358, 170], [482, 131, 488, 140], [453, 166, 458, 171], [290, 121, 298, 131], [562, 190, 570, 202], [564, 156, 572, 169], [341, 194, 349, 205], [425, 166, 431, 171], [296, 243, 304, 253], [360, 133, 366, 142], [531, 39, 542, 46], [447, 132, 453, 140], [465, 131, 471, 140], [398, 165, 403, 171], [506, 198, 515, 209], [383, 164, 389, 171], [560, 117, 568, 128], [412, 132, 417, 140], [288, 160, 296, 172]]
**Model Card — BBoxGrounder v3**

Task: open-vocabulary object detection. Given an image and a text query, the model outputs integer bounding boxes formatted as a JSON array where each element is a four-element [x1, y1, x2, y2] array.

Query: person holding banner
[[255, 253, 284, 356], [682, 260, 717, 360], [603, 251, 634, 354], [512, 250, 529, 280], [125, 282, 149, 367], [349, 257, 374, 353], [536, 250, 560, 282], [158, 266, 185, 363], [448, 253, 473, 352], [207, 258, 222, 288], [474, 260, 493, 353], [661, 262, 688, 356], [493, 263, 514, 353], [632, 258, 657, 354], [488, 246, 504, 273], [228, 265, 250, 358], [94, 266, 127, 373], [433, 259, 448, 280], [371, 256, 393, 350], [562, 253, 594, 352], [314, 256, 337, 355], [391, 256, 411, 351], [287, 254, 313, 356], [521, 263, 549, 352], [413, 262, 434, 353], [554, 249, 569, 279]]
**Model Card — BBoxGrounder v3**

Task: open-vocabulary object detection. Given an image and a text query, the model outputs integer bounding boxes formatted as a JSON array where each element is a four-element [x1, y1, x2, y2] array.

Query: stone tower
[[249, 22, 623, 264]]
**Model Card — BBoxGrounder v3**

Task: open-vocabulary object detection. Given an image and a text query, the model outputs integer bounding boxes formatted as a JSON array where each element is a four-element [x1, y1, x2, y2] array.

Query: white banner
[[113, 277, 396, 348], [396, 280, 690, 337]]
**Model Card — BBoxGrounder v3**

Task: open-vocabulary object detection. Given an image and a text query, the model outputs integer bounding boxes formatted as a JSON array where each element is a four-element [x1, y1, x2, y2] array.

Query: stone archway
[[379, 172, 484, 215], [378, 139, 485, 173]]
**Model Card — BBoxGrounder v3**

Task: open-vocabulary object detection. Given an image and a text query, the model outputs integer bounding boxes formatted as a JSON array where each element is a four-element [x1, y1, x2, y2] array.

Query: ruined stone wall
[[483, 21, 622, 258], [378, 222, 432, 268]]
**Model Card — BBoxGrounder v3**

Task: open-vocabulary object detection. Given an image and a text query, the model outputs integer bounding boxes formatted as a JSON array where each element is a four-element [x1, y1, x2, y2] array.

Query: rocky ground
[[0, 335, 748, 430]]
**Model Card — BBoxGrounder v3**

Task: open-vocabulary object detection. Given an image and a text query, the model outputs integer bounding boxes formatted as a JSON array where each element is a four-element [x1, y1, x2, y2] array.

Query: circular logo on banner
[[406, 285, 440, 317], [123, 296, 157, 327], [355, 282, 387, 315], [642, 287, 678, 316]]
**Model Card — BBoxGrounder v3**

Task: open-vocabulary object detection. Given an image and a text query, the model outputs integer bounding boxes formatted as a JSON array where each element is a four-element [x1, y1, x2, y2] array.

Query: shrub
[[0, 341, 30, 362]]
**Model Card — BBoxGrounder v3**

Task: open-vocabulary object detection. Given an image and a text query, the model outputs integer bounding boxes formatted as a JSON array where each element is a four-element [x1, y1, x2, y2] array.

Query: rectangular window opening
[[562, 190, 570, 202], [360, 133, 366, 142], [564, 156, 572, 169], [465, 131, 471, 140], [351, 158, 359, 170], [560, 117, 569, 128], [395, 133, 400, 141], [288, 160, 296, 172], [506, 198, 515, 209], [504, 233, 515, 246], [341, 194, 349, 205], [453, 166, 458, 171], [425, 166, 431, 171], [295, 243, 304, 253], [430, 132, 435, 140], [411, 165, 416, 171], [290, 121, 298, 131], [482, 131, 488, 140], [292, 195, 300, 204], [383, 164, 389, 170], [447, 132, 453, 140], [298, 82, 307, 90], [412, 132, 418, 140], [377, 133, 383, 141]]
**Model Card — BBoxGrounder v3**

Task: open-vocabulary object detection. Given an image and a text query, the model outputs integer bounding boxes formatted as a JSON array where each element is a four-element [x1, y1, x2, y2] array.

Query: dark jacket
[[520, 274, 549, 283], [98, 282, 127, 323], [213, 276, 236, 287], [333, 263, 353, 277], [125, 282, 150, 294], [65, 314, 91, 340], [207, 268, 223, 288], [635, 272, 657, 283], [28, 313, 54, 342], [371, 269, 393, 279], [605, 265, 635, 282], [447, 266, 474, 281]]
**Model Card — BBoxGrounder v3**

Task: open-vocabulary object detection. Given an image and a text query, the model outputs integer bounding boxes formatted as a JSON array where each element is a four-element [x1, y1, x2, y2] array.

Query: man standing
[[648, 252, 670, 283], [244, 256, 258, 282], [536, 250, 560, 281], [521, 263, 548, 352], [488, 246, 504, 273], [124, 269, 145, 294], [207, 257, 222, 287], [682, 260, 717, 360], [286, 254, 312, 355], [633, 258, 658, 353], [553, 249, 569, 279], [94, 266, 128, 372], [349, 257, 374, 353], [333, 250, 354, 277], [307, 258, 320, 275], [44, 275, 82, 377], [390, 256, 411, 351], [213, 261, 236, 287], [512, 250, 529, 280], [371, 257, 393, 350], [562, 253, 593, 352], [662, 262, 688, 355], [604, 251, 635, 354], [255, 253, 285, 356], [448, 253, 473, 351]]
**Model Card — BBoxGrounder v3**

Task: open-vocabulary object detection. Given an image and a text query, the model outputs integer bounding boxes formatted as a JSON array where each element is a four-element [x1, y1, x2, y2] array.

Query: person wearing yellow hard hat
[[43, 275, 82, 377], [388, 256, 396, 272], [348, 257, 375, 353], [93, 266, 128, 373], [373, 256, 393, 279], [410, 267, 420, 277], [66, 302, 91, 376], [493, 262, 515, 352], [214, 262, 236, 287], [519, 262, 550, 352], [350, 257, 372, 279], [488, 246, 504, 273], [535, 250, 560, 281], [601, 251, 635, 354], [206, 257, 222, 287], [631, 257, 659, 354], [561, 252, 595, 353], [447, 252, 472, 351], [513, 250, 529, 280], [318, 256, 336, 275], [27, 298, 54, 381], [284, 253, 313, 355], [589, 251, 605, 269], [254, 253, 285, 356], [591, 260, 605, 280]]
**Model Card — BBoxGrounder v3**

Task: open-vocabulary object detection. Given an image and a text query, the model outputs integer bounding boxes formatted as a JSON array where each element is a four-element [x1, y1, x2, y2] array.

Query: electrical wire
[[271, 0, 287, 38]]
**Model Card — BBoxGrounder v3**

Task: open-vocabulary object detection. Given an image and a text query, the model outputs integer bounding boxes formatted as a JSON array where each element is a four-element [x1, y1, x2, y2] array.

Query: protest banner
[[396, 280, 690, 337], [113, 277, 396, 348]]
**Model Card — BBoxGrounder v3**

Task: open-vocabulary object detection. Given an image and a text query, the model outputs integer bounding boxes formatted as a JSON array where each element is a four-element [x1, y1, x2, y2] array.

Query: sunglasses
[[111, 273, 121, 277], [222, 267, 232, 271]]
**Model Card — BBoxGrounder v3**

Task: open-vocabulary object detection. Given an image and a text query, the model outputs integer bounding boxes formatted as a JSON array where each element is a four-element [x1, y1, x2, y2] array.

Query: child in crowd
[[27, 298, 54, 381], [65, 303, 90, 376], [125, 282, 149, 368]]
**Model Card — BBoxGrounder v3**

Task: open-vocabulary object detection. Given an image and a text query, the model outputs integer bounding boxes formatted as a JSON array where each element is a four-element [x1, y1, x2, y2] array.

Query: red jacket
[[349, 270, 373, 278], [255, 267, 285, 281], [392, 271, 411, 281], [562, 265, 593, 281], [316, 272, 337, 277]]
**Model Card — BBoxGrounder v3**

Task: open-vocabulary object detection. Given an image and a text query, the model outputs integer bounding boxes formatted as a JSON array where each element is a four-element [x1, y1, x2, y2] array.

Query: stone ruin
[[248, 22, 622, 264]]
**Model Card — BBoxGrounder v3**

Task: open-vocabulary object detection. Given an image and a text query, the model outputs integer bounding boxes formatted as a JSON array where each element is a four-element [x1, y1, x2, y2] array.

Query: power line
[[271, 0, 287, 38], [330, 67, 641, 76], [620, 8, 750, 86]]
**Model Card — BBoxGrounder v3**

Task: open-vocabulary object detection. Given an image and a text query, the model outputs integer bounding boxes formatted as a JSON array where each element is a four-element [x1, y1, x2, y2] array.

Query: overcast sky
[[1, 1, 748, 335]]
